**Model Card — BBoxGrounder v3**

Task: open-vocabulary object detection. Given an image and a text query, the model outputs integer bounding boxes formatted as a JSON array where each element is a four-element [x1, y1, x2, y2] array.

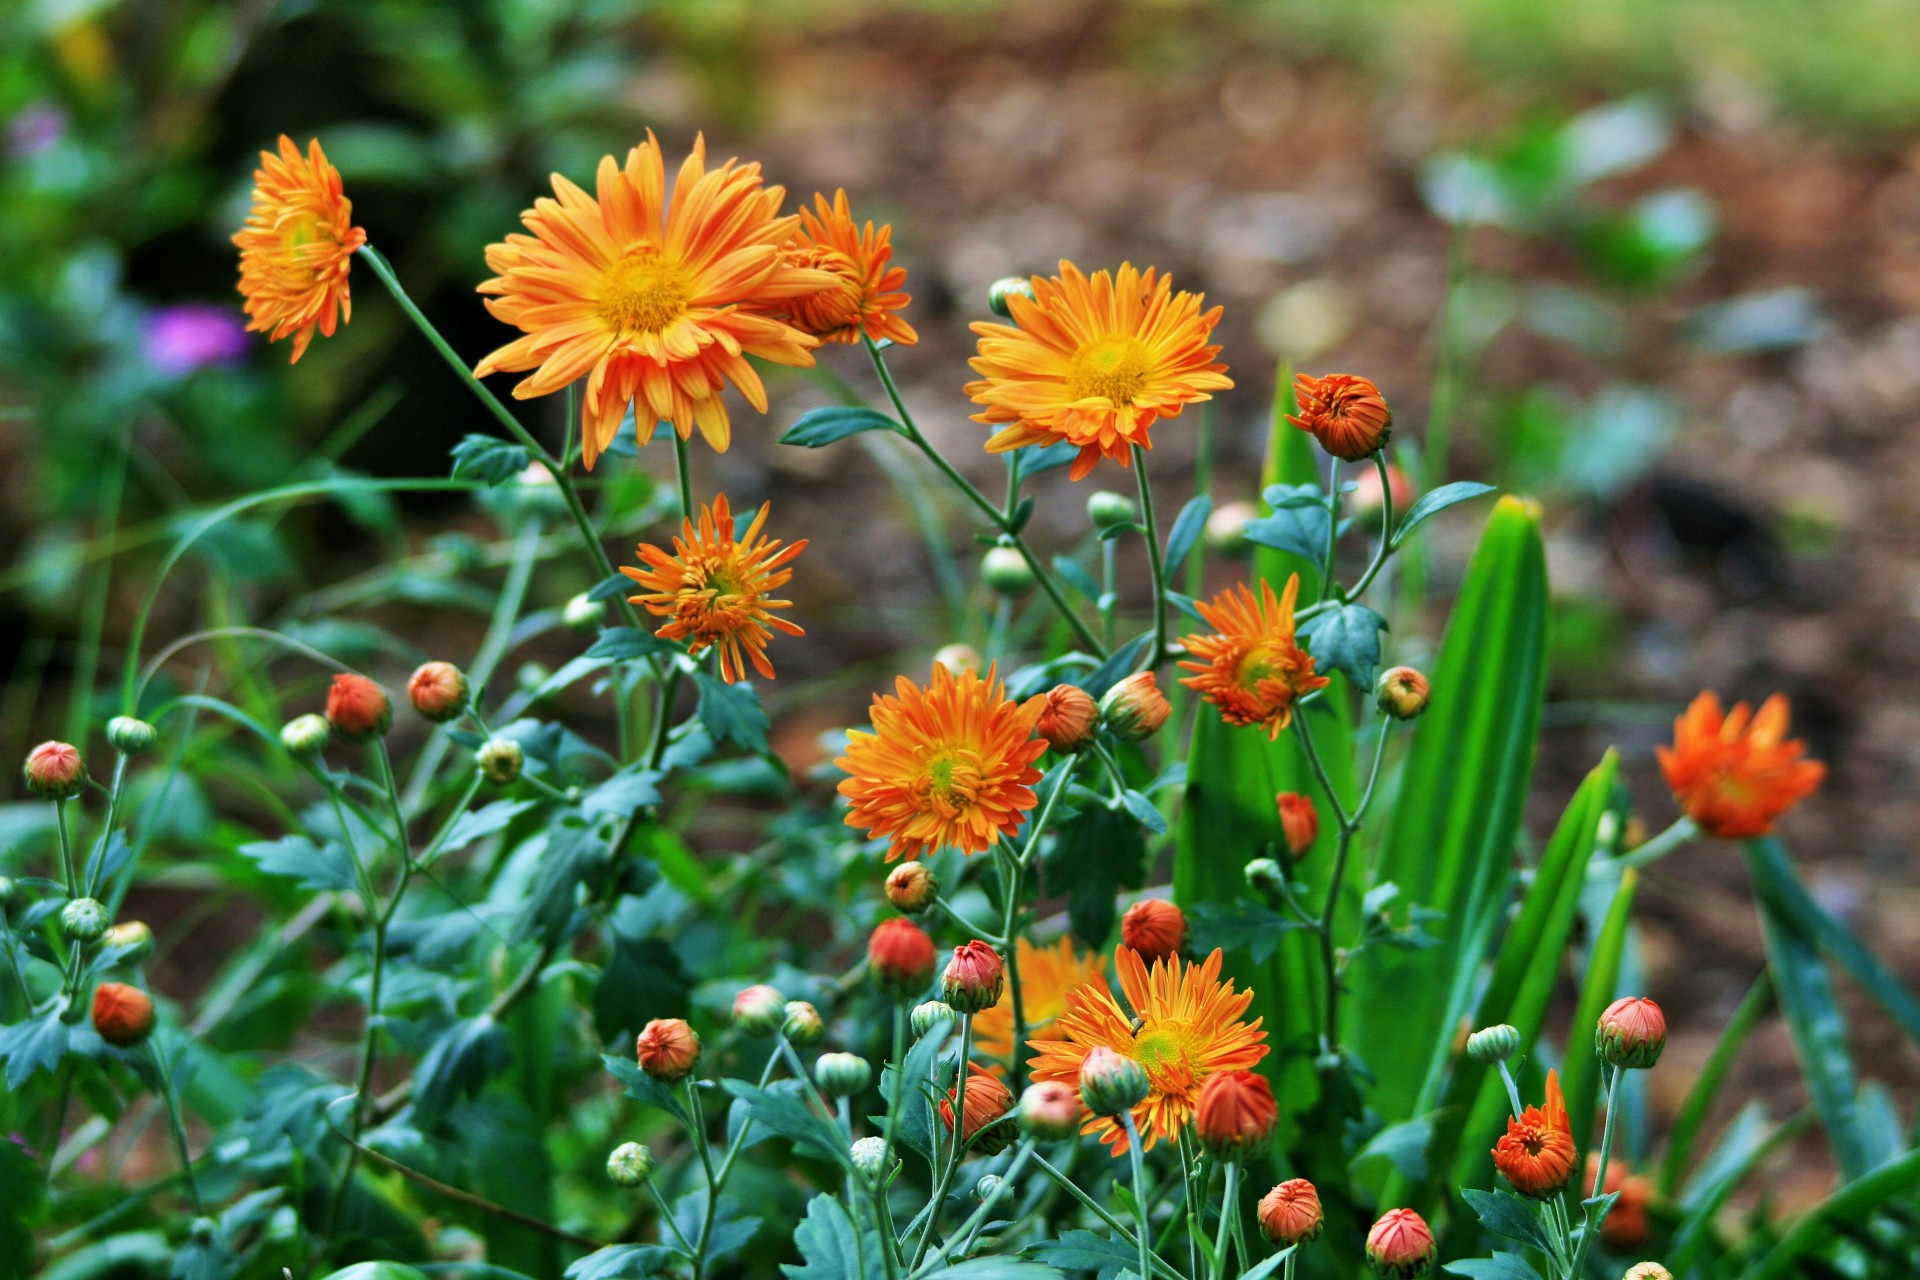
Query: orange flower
[[92, 982, 155, 1047], [1258, 1179, 1323, 1246], [1656, 692, 1824, 838], [1034, 684, 1098, 754], [635, 1018, 701, 1083], [1028, 947, 1267, 1153], [836, 663, 1049, 861], [1120, 899, 1186, 964], [967, 262, 1231, 481], [1287, 372, 1391, 462], [1276, 792, 1318, 859], [779, 190, 917, 346], [1193, 1068, 1277, 1161], [940, 1061, 1017, 1155], [621, 494, 806, 684], [474, 133, 834, 466], [233, 136, 366, 363], [1178, 575, 1330, 739], [325, 673, 392, 742], [1587, 1153, 1654, 1251], [972, 936, 1105, 1070], [1492, 1069, 1577, 1199]]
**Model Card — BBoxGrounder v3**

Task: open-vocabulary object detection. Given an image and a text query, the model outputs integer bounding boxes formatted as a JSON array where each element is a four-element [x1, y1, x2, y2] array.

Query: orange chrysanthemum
[[967, 262, 1231, 481], [474, 133, 836, 466], [233, 136, 366, 363], [836, 663, 1049, 862], [1287, 372, 1392, 462], [620, 494, 806, 683], [1656, 692, 1825, 838], [1492, 1069, 1578, 1199], [1178, 575, 1331, 739], [779, 190, 917, 346], [972, 936, 1106, 1071], [1028, 947, 1267, 1153]]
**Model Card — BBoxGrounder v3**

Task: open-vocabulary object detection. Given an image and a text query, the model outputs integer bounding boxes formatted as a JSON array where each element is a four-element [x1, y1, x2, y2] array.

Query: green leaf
[[1460, 1189, 1557, 1255], [563, 1246, 676, 1279], [782, 1193, 883, 1280], [1045, 802, 1147, 948], [450, 435, 531, 487], [584, 768, 664, 819], [693, 672, 770, 754], [0, 1009, 71, 1089], [239, 835, 359, 895], [514, 824, 609, 944], [1442, 1254, 1544, 1280], [1660, 972, 1770, 1196], [321, 1266, 434, 1280], [779, 406, 903, 448], [439, 801, 537, 855], [0, 1138, 46, 1278], [413, 1016, 510, 1123], [603, 1055, 692, 1126], [1118, 790, 1167, 836], [1243, 484, 1330, 571], [586, 628, 677, 663], [1391, 481, 1497, 547], [1298, 603, 1388, 688], [1352, 1114, 1434, 1183], [719, 1079, 851, 1166], [1185, 902, 1308, 966], [1165, 496, 1212, 575], [1669, 1101, 1796, 1276], [1736, 1147, 1920, 1280], [1026, 1231, 1136, 1279], [1073, 634, 1153, 701]]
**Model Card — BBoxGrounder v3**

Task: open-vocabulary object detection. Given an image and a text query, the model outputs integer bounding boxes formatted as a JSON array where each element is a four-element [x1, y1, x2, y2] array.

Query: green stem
[[647, 1180, 698, 1257], [1120, 1112, 1154, 1280], [1603, 817, 1697, 875], [1214, 1161, 1241, 1280], [1346, 452, 1399, 600], [1318, 460, 1341, 602], [1569, 1065, 1625, 1279], [150, 1038, 205, 1215], [53, 798, 77, 899], [1131, 444, 1168, 668], [1029, 1154, 1185, 1280], [997, 846, 1029, 1089], [909, 1018, 973, 1269]]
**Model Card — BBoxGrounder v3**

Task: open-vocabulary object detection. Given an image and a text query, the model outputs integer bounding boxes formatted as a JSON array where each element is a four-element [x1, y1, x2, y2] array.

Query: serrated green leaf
[[693, 672, 769, 754], [1299, 602, 1388, 688], [781, 1193, 881, 1280], [586, 628, 677, 663], [1460, 1189, 1556, 1255], [439, 801, 537, 855], [239, 835, 359, 895], [450, 435, 531, 487]]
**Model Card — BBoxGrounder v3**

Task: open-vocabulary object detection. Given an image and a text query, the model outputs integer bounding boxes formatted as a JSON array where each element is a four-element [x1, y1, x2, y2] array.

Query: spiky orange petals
[[1028, 947, 1267, 1154], [233, 136, 366, 363], [972, 936, 1105, 1072], [967, 261, 1230, 481], [1492, 1070, 1577, 1199], [835, 663, 1048, 862], [474, 132, 834, 466], [1287, 372, 1391, 462], [779, 190, 917, 346], [1178, 574, 1329, 739], [939, 1061, 1017, 1154], [1656, 691, 1824, 838], [621, 494, 806, 684]]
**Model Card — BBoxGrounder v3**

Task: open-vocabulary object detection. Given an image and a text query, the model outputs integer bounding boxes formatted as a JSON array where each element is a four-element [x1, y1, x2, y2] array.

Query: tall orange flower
[[1492, 1069, 1577, 1199], [967, 262, 1231, 481], [779, 190, 917, 346], [972, 936, 1105, 1071], [1029, 947, 1267, 1153], [474, 133, 835, 466], [836, 663, 1048, 862], [1656, 692, 1824, 838], [1178, 575, 1330, 739], [621, 494, 806, 683], [233, 136, 366, 363]]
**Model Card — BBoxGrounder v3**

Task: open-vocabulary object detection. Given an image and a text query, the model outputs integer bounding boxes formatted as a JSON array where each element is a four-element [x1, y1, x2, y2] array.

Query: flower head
[[1035, 684, 1099, 754], [1179, 575, 1330, 739], [622, 494, 807, 684], [1100, 671, 1171, 742], [943, 940, 1006, 1014], [233, 136, 366, 363], [972, 936, 1105, 1069], [1258, 1179, 1323, 1246], [884, 862, 939, 914], [1367, 1209, 1436, 1279], [1492, 1069, 1577, 1199], [408, 661, 469, 723], [869, 919, 938, 997], [1019, 1081, 1084, 1140], [783, 1000, 826, 1045], [1656, 692, 1824, 838], [1029, 947, 1267, 1153], [836, 663, 1048, 862], [1276, 792, 1318, 859], [1596, 997, 1667, 1069], [23, 741, 84, 800], [732, 984, 786, 1036], [779, 190, 917, 346], [1288, 372, 1391, 462], [635, 1018, 701, 1082], [1193, 1068, 1278, 1161], [325, 674, 392, 741], [1376, 666, 1430, 720], [1120, 899, 1186, 965], [92, 982, 155, 1047], [940, 1062, 1016, 1155], [607, 1142, 654, 1186], [474, 133, 833, 466], [1588, 1154, 1654, 1251], [967, 262, 1231, 481]]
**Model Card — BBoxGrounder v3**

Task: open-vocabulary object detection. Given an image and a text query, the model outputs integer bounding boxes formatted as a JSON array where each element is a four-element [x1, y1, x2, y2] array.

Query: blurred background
[[4, 0, 1919, 1208]]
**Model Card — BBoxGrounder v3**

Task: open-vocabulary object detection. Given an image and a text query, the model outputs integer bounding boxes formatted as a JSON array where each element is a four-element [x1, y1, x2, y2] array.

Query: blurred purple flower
[[143, 303, 249, 374], [7, 104, 67, 160]]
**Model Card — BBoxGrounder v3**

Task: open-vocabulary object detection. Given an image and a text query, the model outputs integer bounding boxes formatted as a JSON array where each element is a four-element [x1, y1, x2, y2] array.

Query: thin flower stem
[[150, 1038, 204, 1215], [996, 845, 1029, 1090], [1120, 1112, 1155, 1280], [1131, 444, 1168, 668], [1496, 1061, 1527, 1120], [53, 798, 77, 899], [1028, 1154, 1186, 1280], [672, 432, 695, 521], [1569, 1065, 1625, 1279], [85, 755, 129, 900], [931, 897, 1005, 947], [1318, 460, 1341, 601], [909, 1017, 973, 1270], [1345, 452, 1399, 601], [1603, 817, 1698, 875], [647, 1179, 699, 1257], [1214, 1161, 1241, 1280], [1018, 755, 1079, 866]]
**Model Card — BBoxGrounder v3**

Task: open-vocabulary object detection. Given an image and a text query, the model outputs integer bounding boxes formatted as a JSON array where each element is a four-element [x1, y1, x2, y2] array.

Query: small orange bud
[[635, 1017, 701, 1082], [1596, 997, 1667, 1069], [1276, 792, 1318, 859], [1120, 900, 1186, 965], [408, 662, 469, 723], [1376, 666, 1430, 720], [1258, 1178, 1323, 1246], [1366, 1208, 1436, 1279], [1035, 684, 1099, 754], [23, 741, 85, 800], [939, 1061, 1015, 1154], [942, 940, 1005, 1014], [1288, 372, 1392, 462], [92, 982, 155, 1047], [885, 862, 939, 914], [869, 919, 938, 998], [325, 673, 392, 741], [1193, 1068, 1277, 1162], [1100, 672, 1170, 742]]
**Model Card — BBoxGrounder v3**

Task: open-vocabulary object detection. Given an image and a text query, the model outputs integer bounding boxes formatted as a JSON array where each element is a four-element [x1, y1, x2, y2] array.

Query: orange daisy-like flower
[[967, 262, 1231, 481], [1028, 947, 1267, 1153], [1492, 1069, 1578, 1199], [620, 494, 807, 683], [779, 190, 918, 346], [474, 133, 836, 467], [1178, 575, 1331, 739], [1656, 691, 1825, 838], [972, 935, 1106, 1071], [233, 136, 367, 363], [836, 663, 1049, 862]]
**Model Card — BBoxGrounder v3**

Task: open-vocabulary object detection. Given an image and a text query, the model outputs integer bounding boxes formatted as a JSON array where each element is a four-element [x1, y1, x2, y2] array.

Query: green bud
[[1243, 857, 1287, 900], [782, 1000, 826, 1046], [280, 714, 332, 757], [987, 276, 1035, 319], [104, 920, 155, 961], [1086, 491, 1135, 530], [606, 1142, 654, 1187], [973, 1173, 1006, 1203], [1466, 1024, 1521, 1065], [814, 1052, 873, 1099], [477, 738, 523, 785], [1077, 1047, 1149, 1117], [563, 593, 603, 634], [980, 546, 1035, 596], [911, 1000, 958, 1038], [850, 1136, 895, 1180], [107, 717, 158, 756], [61, 898, 110, 943]]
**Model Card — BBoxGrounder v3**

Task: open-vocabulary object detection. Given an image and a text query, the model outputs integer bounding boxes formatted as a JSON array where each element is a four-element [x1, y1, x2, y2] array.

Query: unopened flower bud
[[91, 982, 155, 1047], [1206, 500, 1257, 556], [408, 662, 469, 723], [1120, 899, 1186, 965], [973, 1173, 1005, 1203], [104, 920, 154, 961], [987, 276, 1034, 318], [941, 1062, 1016, 1155], [606, 1142, 654, 1186], [942, 941, 1005, 1014], [62, 898, 110, 942], [1276, 792, 1319, 859], [1019, 1081, 1083, 1141], [815, 1052, 873, 1098], [850, 1136, 895, 1180], [1366, 1208, 1436, 1279], [885, 862, 939, 914], [933, 643, 982, 675], [1258, 1178, 1323, 1246], [1100, 672, 1170, 742], [870, 919, 938, 998], [563, 592, 602, 633], [1376, 667, 1430, 720], [281, 713, 331, 757], [635, 1018, 701, 1082], [782, 1001, 825, 1046], [981, 546, 1035, 596], [1035, 684, 1099, 754], [1596, 997, 1667, 1069], [1078, 1046, 1149, 1117], [1289, 372, 1392, 463], [516, 662, 552, 697], [1086, 491, 1135, 530], [732, 984, 786, 1036], [107, 717, 158, 756], [23, 741, 85, 800], [477, 738, 523, 785], [1194, 1069, 1278, 1162], [325, 673, 392, 741], [1467, 1024, 1522, 1065], [1622, 1266, 1672, 1280], [1244, 857, 1287, 899], [911, 1000, 957, 1037]]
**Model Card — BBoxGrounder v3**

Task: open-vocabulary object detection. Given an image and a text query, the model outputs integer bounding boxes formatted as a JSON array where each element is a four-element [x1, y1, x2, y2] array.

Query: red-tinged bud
[[1100, 672, 1170, 742], [942, 940, 1005, 1014], [1120, 900, 1186, 965], [92, 982, 155, 1047], [1376, 666, 1430, 720], [783, 1001, 826, 1046], [1288, 372, 1392, 462], [1258, 1178, 1324, 1246], [1366, 1209, 1436, 1279], [731, 984, 786, 1036], [869, 919, 937, 998], [1018, 1081, 1083, 1141], [635, 1017, 701, 1082], [1194, 1068, 1278, 1162], [1622, 1266, 1672, 1280], [1276, 792, 1319, 859], [408, 662, 469, 723], [940, 1061, 1015, 1154], [885, 862, 939, 914], [1035, 684, 1099, 754], [1078, 1046, 1149, 1117], [23, 741, 84, 800], [1597, 997, 1667, 1070], [325, 673, 392, 741]]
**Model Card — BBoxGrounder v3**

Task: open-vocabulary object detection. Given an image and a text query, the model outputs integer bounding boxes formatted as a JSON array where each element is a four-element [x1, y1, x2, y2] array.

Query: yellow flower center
[[1130, 1022, 1203, 1093], [600, 249, 693, 335], [1069, 336, 1153, 406], [921, 748, 984, 813]]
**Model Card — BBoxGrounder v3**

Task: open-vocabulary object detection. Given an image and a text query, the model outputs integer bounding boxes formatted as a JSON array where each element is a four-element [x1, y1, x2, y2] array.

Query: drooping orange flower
[[835, 663, 1049, 862], [1656, 692, 1825, 838], [474, 133, 835, 466], [1178, 575, 1331, 739], [621, 494, 807, 684], [233, 136, 367, 363], [939, 1061, 1017, 1155], [1492, 1069, 1578, 1199], [1028, 947, 1267, 1153], [779, 190, 917, 346], [972, 936, 1106, 1070], [967, 262, 1231, 481], [1287, 372, 1392, 462]]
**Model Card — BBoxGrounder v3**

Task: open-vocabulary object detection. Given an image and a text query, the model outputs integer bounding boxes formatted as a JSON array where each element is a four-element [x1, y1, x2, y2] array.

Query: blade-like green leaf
[[1737, 1147, 1920, 1280], [1659, 972, 1771, 1196]]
